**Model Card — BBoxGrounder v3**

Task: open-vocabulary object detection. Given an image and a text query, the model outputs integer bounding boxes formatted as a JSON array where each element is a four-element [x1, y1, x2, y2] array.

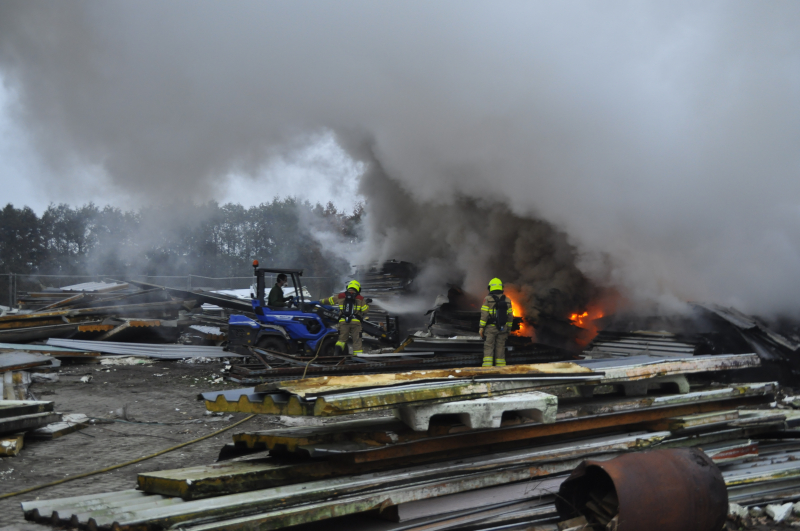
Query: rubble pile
[[0, 280, 238, 345], [17, 342, 800, 531], [5, 275, 800, 529]]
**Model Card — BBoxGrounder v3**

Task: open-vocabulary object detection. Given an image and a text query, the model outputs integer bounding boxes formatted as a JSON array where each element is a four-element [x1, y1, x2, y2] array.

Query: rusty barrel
[[555, 447, 728, 531]]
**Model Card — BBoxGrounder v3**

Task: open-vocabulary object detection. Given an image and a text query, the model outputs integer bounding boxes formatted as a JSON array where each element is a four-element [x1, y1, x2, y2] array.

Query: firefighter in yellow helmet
[[323, 280, 369, 356], [479, 278, 514, 367]]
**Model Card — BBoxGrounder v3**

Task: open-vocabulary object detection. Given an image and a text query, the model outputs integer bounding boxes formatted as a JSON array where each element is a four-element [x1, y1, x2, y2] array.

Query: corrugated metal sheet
[[22, 435, 798, 531], [0, 342, 92, 354], [584, 331, 698, 358], [695, 302, 759, 330], [0, 351, 60, 371], [45, 338, 243, 359], [57, 281, 129, 293]]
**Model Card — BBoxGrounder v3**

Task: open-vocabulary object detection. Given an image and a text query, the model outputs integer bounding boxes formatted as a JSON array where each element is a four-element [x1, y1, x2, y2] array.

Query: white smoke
[[0, 1, 798, 317]]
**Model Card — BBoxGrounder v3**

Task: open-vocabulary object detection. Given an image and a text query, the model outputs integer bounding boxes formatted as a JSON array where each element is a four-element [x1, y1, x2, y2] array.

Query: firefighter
[[324, 280, 369, 356], [267, 273, 293, 307], [479, 278, 514, 367]]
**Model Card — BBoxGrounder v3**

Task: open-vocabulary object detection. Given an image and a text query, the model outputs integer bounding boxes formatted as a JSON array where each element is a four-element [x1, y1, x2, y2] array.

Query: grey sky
[[0, 1, 798, 315]]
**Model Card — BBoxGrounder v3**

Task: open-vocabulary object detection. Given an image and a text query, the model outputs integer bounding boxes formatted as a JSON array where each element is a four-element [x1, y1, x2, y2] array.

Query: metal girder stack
[[20, 351, 800, 531]]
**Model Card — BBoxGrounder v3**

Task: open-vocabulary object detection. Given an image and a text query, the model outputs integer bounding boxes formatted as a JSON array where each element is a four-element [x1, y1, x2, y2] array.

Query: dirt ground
[[0, 359, 280, 530], [1, 360, 798, 531]]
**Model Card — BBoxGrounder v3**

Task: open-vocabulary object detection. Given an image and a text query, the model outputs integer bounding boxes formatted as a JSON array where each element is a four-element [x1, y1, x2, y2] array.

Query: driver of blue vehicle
[[267, 273, 294, 308]]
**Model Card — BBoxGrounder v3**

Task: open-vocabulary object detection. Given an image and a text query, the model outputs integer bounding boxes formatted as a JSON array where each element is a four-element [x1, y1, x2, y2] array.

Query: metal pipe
[[555, 447, 728, 531]]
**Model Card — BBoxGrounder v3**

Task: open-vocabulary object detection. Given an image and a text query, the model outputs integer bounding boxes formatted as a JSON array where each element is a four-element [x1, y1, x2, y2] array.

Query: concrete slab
[[395, 391, 558, 431]]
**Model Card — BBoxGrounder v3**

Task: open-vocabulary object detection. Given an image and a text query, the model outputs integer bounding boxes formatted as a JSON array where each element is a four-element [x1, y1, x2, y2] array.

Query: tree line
[[0, 199, 362, 302]]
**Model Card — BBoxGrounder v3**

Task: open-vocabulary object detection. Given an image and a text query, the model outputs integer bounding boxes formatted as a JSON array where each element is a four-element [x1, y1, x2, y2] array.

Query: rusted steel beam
[[323, 394, 771, 464], [229, 383, 776, 455]]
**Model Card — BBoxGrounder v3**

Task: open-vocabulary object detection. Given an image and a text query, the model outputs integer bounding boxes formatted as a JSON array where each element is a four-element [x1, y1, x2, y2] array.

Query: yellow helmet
[[488, 278, 503, 291], [346, 280, 361, 292]]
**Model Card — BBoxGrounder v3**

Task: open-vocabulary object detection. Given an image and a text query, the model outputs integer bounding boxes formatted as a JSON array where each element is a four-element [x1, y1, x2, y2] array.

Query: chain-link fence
[[1, 273, 339, 308]]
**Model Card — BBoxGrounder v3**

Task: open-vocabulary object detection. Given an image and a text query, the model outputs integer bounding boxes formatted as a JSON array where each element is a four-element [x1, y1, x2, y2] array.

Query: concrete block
[[395, 391, 557, 432]]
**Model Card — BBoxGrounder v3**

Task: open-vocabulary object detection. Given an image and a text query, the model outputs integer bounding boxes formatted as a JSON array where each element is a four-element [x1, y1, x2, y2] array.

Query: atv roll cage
[[253, 265, 306, 307]]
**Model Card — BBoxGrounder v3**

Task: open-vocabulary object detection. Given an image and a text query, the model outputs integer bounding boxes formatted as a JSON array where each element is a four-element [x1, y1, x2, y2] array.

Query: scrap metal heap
[[20, 345, 800, 531], [2, 280, 242, 345]]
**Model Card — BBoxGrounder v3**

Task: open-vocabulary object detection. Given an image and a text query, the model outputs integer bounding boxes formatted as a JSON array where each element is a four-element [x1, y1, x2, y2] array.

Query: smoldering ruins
[[1, 2, 800, 530]]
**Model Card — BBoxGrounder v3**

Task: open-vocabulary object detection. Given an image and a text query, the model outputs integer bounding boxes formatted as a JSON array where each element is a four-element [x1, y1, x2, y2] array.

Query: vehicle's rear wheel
[[317, 336, 337, 357], [256, 336, 287, 353]]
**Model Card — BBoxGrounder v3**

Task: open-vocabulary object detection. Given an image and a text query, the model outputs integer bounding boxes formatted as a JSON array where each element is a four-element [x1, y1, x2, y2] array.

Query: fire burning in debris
[[503, 287, 535, 339], [570, 307, 605, 347], [570, 311, 589, 326]]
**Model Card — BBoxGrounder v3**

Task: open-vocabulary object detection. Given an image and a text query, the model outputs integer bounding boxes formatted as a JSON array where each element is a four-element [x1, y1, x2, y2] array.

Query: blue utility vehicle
[[227, 262, 398, 355]]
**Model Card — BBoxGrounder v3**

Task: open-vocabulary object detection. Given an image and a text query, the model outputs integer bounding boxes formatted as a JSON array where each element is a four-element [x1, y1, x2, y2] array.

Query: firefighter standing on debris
[[324, 280, 369, 356], [479, 278, 514, 367]]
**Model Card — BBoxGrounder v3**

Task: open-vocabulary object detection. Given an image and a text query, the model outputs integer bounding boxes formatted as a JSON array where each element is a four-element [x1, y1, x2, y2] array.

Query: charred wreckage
[[2, 260, 800, 530]]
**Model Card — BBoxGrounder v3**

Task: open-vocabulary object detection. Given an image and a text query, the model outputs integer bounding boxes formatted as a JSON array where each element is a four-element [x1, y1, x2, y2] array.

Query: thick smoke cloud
[[1, 1, 799, 317]]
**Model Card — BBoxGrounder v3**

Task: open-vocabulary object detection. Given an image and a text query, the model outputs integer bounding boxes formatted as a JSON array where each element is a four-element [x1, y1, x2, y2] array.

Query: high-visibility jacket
[[324, 290, 368, 322], [479, 291, 513, 330]]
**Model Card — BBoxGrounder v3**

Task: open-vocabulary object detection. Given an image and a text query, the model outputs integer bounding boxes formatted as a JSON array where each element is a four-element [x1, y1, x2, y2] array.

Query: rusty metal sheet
[[576, 353, 761, 383], [257, 362, 598, 397], [229, 383, 774, 457], [700, 439, 759, 463], [556, 448, 728, 531], [206, 379, 590, 417]]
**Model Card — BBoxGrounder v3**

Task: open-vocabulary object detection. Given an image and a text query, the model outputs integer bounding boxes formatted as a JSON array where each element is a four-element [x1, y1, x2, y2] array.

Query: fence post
[[11, 273, 15, 309], [7, 274, 11, 308], [187, 274, 192, 290]]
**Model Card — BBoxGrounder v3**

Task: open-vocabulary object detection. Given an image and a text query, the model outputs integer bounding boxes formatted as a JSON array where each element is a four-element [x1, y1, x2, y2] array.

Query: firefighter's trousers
[[336, 321, 363, 356], [482, 326, 508, 367]]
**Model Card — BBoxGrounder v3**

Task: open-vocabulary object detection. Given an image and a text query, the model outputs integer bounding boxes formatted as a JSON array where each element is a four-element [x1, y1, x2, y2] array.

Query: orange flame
[[570, 307, 605, 346], [503, 286, 535, 338]]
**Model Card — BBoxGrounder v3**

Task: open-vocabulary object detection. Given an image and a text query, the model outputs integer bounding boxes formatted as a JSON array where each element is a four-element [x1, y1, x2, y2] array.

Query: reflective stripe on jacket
[[479, 291, 513, 329], [324, 291, 368, 322]]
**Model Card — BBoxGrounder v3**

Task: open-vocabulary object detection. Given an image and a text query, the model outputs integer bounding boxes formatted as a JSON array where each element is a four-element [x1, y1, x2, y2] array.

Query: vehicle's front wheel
[[256, 336, 287, 353]]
